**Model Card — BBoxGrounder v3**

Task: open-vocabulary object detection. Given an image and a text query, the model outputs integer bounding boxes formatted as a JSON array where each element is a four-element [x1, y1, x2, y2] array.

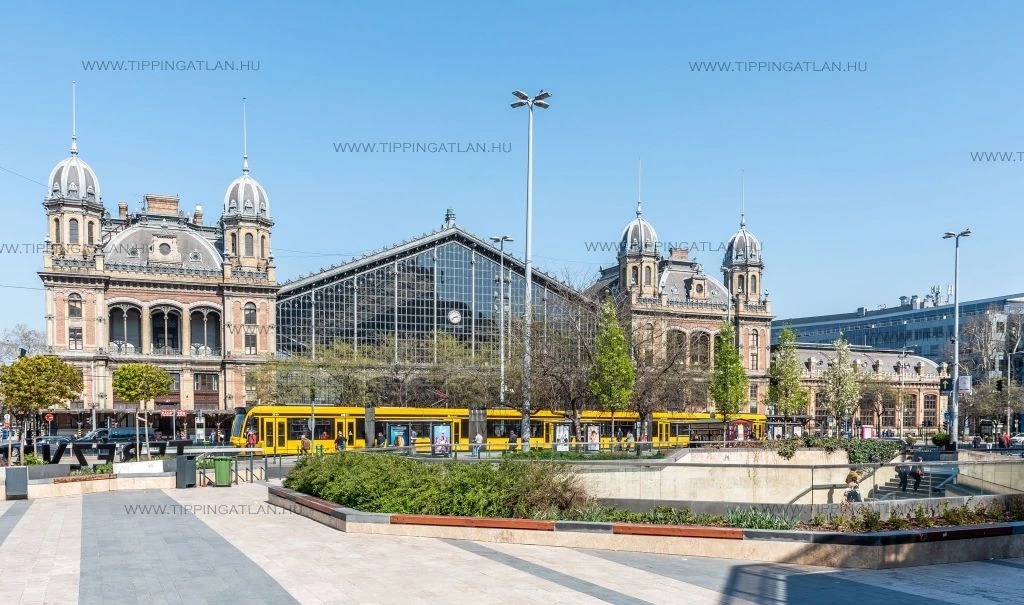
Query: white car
[[1010, 433, 1024, 446]]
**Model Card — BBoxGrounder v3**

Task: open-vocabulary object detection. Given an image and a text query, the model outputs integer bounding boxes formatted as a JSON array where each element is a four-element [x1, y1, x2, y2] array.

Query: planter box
[[54, 474, 115, 483], [27, 464, 72, 481], [114, 460, 172, 475]]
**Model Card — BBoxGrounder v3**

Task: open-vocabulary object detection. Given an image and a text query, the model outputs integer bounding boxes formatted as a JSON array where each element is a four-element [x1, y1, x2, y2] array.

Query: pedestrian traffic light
[[18, 348, 26, 358]]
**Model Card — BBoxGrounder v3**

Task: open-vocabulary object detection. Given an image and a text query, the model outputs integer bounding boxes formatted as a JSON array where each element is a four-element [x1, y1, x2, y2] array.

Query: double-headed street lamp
[[490, 235, 513, 406], [943, 228, 970, 446], [511, 90, 550, 450]]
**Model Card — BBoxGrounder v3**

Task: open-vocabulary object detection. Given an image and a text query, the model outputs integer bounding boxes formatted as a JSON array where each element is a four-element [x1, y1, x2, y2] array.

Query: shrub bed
[[284, 453, 590, 518], [501, 450, 664, 461], [761, 436, 902, 463]]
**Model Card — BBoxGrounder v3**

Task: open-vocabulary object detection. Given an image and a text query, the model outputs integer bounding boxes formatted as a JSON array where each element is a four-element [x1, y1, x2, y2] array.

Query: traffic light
[[18, 348, 26, 358]]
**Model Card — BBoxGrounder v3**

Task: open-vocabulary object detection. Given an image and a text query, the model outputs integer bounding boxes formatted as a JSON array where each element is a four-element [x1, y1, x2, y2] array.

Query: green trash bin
[[316, 444, 323, 455], [213, 457, 232, 487]]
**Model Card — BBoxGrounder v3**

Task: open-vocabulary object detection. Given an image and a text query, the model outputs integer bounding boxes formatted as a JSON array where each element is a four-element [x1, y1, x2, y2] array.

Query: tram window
[[312, 420, 332, 439], [287, 419, 304, 440], [671, 423, 691, 438], [460, 420, 470, 440], [355, 422, 366, 441], [409, 422, 431, 440], [488, 420, 511, 438]]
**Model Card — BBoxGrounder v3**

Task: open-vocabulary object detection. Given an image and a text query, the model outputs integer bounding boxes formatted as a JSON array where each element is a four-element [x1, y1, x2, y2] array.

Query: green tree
[[821, 338, 861, 437], [0, 355, 83, 459], [112, 363, 173, 460], [768, 327, 809, 437], [589, 297, 635, 440], [709, 324, 748, 439]]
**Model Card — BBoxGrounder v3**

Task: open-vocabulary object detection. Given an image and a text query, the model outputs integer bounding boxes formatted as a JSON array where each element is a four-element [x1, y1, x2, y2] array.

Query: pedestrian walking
[[300, 434, 311, 456], [507, 431, 517, 453], [473, 432, 484, 457], [910, 457, 924, 492], [896, 455, 911, 492]]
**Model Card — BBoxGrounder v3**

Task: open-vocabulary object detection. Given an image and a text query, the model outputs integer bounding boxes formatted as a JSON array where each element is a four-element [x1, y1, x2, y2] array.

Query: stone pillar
[[180, 369, 195, 411], [141, 306, 152, 354], [181, 310, 191, 357]]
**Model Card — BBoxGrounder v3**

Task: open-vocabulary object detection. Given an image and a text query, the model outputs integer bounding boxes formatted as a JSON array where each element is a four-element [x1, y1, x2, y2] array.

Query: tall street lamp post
[[943, 228, 970, 446], [511, 89, 550, 450], [490, 236, 513, 406]]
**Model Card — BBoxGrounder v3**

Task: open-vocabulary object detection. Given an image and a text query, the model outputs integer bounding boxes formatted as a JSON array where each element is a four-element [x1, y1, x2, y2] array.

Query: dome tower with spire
[[722, 212, 764, 303], [44, 82, 104, 260], [618, 196, 661, 297], [222, 98, 274, 273]]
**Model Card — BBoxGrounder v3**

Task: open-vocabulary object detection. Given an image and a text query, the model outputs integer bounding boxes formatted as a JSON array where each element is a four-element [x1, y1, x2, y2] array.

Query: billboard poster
[[432, 424, 452, 456], [586, 425, 600, 452], [389, 425, 409, 448], [555, 424, 570, 452]]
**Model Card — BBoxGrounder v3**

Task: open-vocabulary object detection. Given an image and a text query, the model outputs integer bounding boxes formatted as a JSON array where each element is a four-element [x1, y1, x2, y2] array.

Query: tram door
[[657, 422, 668, 445], [263, 419, 285, 454], [335, 419, 356, 447]]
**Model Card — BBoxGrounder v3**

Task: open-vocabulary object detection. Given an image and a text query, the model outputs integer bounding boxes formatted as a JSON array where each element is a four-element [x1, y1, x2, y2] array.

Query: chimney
[[669, 247, 689, 260], [899, 296, 909, 307], [144, 194, 180, 216], [118, 201, 128, 219], [857, 307, 867, 316], [193, 204, 203, 225], [911, 295, 920, 309]]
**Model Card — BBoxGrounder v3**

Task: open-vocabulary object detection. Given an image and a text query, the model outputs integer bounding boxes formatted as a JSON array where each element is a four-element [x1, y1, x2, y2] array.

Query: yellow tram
[[230, 405, 767, 454]]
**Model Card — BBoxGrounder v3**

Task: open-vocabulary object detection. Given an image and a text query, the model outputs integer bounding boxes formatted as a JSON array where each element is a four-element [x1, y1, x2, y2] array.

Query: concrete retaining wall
[[268, 486, 1024, 569]]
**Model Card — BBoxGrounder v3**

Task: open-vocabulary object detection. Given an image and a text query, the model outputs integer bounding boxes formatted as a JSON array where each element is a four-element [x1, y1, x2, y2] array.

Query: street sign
[[958, 376, 972, 394], [44, 413, 54, 422], [307, 418, 315, 431], [2, 413, 9, 422], [159, 410, 187, 417], [939, 378, 952, 395]]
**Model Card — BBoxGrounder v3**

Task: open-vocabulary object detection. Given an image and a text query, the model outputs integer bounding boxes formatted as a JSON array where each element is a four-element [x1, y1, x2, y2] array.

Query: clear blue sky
[[2, 1, 1022, 333]]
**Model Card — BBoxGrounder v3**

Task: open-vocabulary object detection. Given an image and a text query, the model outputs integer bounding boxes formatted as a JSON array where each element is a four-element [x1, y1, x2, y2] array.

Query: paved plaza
[[0, 484, 1021, 604]]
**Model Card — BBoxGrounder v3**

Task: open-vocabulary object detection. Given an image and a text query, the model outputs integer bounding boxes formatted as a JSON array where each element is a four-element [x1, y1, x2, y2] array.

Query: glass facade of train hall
[[276, 222, 585, 364]]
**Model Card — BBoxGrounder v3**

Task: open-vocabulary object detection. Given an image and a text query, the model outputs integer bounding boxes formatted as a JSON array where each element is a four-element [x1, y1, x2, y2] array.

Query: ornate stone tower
[[722, 214, 763, 304], [617, 201, 660, 298], [221, 99, 274, 275]]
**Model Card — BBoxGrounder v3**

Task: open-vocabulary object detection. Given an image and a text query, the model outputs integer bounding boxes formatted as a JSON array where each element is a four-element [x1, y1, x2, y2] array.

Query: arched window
[[903, 394, 917, 429], [630, 266, 638, 285], [642, 323, 655, 365], [689, 332, 710, 367], [750, 275, 757, 295], [924, 394, 938, 427], [244, 233, 254, 257], [230, 233, 238, 256], [68, 293, 82, 318], [244, 303, 257, 325], [749, 330, 760, 370], [737, 275, 745, 294], [54, 218, 62, 244], [243, 302, 257, 354], [87, 222, 95, 245], [69, 219, 79, 244], [643, 266, 652, 285], [667, 331, 687, 364], [260, 235, 267, 259]]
